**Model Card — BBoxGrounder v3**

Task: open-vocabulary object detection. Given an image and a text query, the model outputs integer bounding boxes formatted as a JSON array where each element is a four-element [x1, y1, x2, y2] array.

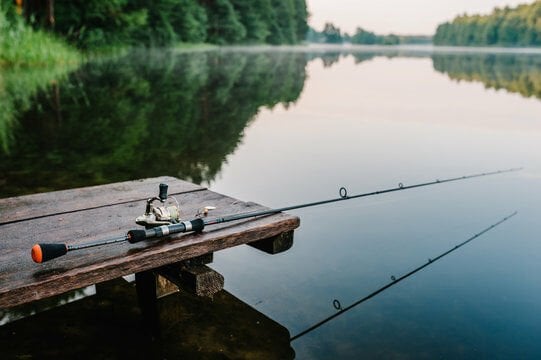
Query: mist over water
[[1, 46, 540, 358]]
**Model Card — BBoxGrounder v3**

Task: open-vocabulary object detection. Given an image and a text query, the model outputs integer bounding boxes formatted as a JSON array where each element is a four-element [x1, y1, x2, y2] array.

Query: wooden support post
[[157, 254, 224, 298], [179, 264, 224, 298], [135, 271, 160, 337], [248, 230, 294, 255]]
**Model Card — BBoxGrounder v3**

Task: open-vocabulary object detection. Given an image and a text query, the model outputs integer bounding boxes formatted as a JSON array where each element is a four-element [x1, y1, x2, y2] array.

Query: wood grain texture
[[0, 176, 204, 225], [0, 179, 299, 308]]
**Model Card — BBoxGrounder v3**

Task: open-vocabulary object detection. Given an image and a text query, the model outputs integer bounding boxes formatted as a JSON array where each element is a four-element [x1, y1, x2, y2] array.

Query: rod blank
[[30, 167, 521, 263]]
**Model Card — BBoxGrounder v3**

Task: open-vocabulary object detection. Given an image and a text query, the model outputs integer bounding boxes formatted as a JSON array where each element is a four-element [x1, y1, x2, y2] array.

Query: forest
[[434, 1, 541, 46], [1, 0, 308, 53], [307, 23, 432, 45]]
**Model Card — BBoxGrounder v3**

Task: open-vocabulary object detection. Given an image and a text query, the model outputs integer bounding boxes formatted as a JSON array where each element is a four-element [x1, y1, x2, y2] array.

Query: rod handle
[[31, 243, 68, 263], [127, 230, 147, 243]]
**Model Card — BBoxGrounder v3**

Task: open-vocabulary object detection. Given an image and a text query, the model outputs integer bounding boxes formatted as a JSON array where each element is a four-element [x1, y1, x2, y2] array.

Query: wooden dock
[[0, 177, 300, 309]]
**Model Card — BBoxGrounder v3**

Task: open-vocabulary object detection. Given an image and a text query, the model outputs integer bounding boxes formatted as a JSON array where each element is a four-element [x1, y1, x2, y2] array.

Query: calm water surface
[[1, 46, 540, 358]]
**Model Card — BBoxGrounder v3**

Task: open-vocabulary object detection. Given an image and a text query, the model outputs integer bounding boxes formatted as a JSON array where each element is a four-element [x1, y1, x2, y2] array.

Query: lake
[[1, 45, 540, 358]]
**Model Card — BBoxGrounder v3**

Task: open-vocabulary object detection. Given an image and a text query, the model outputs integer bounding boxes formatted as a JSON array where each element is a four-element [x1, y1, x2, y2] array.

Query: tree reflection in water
[[1, 48, 540, 198]]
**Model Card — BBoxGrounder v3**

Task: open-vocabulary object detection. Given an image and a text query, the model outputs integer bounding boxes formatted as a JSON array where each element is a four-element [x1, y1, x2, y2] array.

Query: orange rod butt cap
[[31, 244, 43, 263]]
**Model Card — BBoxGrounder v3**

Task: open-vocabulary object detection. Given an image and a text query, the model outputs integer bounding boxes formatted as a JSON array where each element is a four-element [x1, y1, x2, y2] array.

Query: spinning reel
[[135, 183, 215, 228]]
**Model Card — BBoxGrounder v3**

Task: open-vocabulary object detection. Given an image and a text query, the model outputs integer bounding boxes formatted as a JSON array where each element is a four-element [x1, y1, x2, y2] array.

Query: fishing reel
[[135, 183, 215, 229]]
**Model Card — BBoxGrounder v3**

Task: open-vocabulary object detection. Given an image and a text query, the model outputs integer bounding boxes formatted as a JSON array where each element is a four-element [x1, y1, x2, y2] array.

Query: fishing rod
[[30, 167, 521, 263], [290, 211, 518, 341]]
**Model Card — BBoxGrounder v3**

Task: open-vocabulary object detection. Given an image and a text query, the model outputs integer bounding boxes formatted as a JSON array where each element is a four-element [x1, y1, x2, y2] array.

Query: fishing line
[[290, 211, 518, 341]]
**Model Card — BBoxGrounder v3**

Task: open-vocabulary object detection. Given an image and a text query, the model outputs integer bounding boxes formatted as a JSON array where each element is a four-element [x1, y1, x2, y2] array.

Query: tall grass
[[0, 8, 81, 67]]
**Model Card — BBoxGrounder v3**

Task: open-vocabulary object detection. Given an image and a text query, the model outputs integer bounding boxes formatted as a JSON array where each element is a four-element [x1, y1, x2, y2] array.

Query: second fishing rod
[[31, 167, 521, 263]]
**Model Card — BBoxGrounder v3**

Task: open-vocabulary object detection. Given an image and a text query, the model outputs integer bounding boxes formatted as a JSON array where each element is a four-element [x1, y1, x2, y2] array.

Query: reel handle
[[159, 183, 168, 201]]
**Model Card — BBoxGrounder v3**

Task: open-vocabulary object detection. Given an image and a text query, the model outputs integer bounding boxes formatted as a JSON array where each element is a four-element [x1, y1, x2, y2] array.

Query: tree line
[[3, 0, 308, 49], [307, 23, 431, 45], [434, 1, 541, 46]]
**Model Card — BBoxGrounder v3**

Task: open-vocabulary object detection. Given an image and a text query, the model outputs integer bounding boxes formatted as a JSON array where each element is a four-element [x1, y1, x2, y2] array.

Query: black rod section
[[204, 168, 521, 226], [289, 211, 518, 342], [67, 235, 128, 251]]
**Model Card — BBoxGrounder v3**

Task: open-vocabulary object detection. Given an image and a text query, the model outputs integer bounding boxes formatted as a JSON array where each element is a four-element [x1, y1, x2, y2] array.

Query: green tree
[[322, 22, 342, 44], [176, 0, 208, 43], [351, 27, 377, 44], [11, 0, 309, 47], [201, 0, 246, 44], [270, 0, 297, 44], [52, 0, 147, 49], [230, 0, 269, 43], [434, 1, 541, 47], [128, 0, 208, 45], [293, 0, 309, 42], [306, 26, 323, 43], [350, 27, 402, 45]]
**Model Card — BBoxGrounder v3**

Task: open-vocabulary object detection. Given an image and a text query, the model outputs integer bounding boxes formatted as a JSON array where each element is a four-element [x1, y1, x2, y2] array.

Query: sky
[[307, 0, 535, 35]]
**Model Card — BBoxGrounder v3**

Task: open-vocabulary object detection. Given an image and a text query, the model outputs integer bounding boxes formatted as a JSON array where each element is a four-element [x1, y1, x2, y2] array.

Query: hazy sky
[[307, 0, 534, 35]]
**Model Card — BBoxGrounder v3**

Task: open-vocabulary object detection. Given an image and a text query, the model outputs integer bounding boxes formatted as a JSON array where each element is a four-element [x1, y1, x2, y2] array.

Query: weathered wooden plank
[[0, 176, 204, 225], [0, 188, 300, 308]]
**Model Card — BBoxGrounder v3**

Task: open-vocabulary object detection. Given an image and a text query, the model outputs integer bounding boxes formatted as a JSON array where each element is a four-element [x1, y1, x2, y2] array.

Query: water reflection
[[0, 49, 307, 196], [311, 49, 541, 104], [0, 278, 294, 359], [290, 211, 517, 342], [0, 66, 76, 154], [2, 47, 541, 198], [1, 46, 540, 359], [0, 286, 95, 326], [433, 52, 541, 100]]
